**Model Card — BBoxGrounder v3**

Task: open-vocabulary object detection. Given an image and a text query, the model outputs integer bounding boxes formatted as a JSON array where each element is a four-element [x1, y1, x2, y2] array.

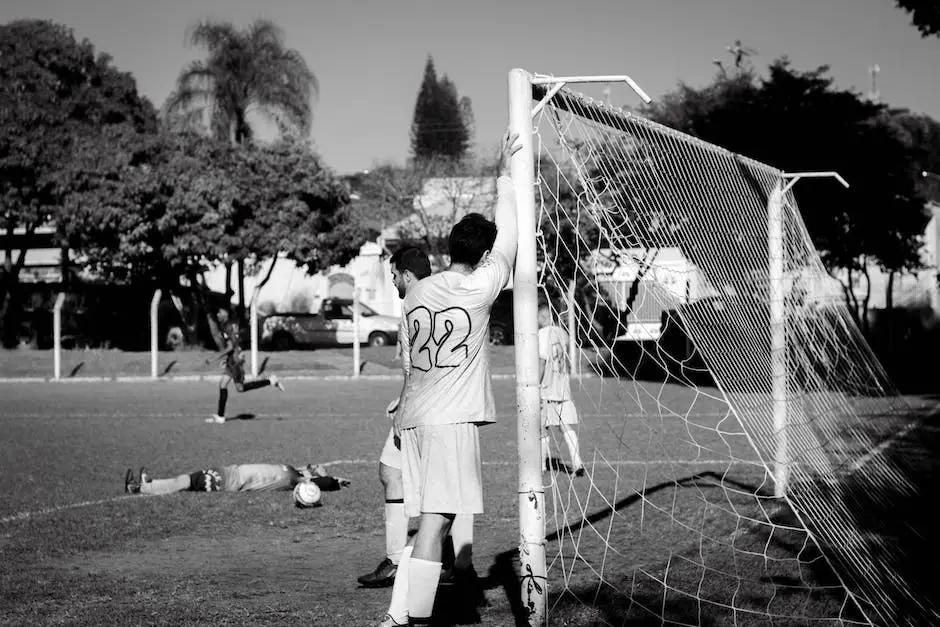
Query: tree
[[409, 56, 471, 161], [0, 19, 157, 346], [63, 130, 363, 346], [642, 59, 928, 330], [166, 18, 318, 318], [893, 0, 940, 37]]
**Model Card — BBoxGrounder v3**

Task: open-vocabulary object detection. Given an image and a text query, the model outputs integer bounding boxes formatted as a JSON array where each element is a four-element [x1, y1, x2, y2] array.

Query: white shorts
[[400, 423, 483, 519], [379, 427, 401, 470], [541, 400, 579, 427]]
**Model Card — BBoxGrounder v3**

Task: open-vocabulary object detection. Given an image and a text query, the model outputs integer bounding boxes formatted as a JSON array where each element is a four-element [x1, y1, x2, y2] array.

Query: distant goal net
[[510, 69, 935, 626]]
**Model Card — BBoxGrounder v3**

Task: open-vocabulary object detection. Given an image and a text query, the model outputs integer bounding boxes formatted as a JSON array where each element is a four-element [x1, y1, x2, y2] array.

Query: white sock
[[451, 514, 473, 570], [385, 501, 408, 564], [386, 545, 412, 623], [407, 558, 442, 623], [563, 426, 583, 469]]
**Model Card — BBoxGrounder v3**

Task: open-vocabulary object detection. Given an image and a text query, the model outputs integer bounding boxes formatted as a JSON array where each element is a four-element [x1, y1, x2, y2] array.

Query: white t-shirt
[[398, 251, 511, 429], [538, 325, 571, 402]]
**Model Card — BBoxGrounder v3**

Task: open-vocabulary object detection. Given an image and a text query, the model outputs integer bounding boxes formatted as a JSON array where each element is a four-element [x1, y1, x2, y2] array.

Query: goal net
[[523, 75, 935, 625]]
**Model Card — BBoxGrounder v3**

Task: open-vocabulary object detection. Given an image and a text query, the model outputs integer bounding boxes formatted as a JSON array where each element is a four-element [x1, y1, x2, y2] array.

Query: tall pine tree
[[410, 56, 471, 160]]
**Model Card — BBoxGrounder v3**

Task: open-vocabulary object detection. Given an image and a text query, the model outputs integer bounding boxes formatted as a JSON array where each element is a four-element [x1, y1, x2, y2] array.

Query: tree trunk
[[1, 227, 34, 348], [842, 267, 862, 330], [860, 266, 872, 335], [224, 261, 233, 304], [237, 259, 246, 323], [885, 270, 895, 312]]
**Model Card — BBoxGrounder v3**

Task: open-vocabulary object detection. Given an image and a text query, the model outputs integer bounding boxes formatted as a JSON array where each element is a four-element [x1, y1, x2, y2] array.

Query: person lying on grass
[[124, 463, 351, 495]]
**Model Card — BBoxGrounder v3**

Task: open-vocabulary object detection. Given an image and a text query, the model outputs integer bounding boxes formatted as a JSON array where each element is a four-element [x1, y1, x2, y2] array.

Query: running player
[[207, 308, 284, 424]]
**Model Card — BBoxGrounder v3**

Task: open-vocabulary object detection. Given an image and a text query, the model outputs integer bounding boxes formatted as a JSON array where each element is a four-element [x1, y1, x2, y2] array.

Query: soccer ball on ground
[[293, 480, 322, 508]]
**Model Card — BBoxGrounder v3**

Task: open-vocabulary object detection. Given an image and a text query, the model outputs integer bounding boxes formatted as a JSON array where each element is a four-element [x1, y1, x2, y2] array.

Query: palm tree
[[166, 19, 317, 316]]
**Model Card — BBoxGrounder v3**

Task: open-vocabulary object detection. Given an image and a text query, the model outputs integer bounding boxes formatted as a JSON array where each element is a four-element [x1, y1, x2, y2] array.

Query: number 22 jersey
[[398, 251, 511, 429]]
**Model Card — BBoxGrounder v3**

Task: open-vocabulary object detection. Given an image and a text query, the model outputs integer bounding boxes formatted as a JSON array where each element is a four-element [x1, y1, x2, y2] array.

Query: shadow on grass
[[473, 468, 890, 627], [797, 404, 940, 624], [474, 471, 765, 627], [68, 362, 85, 378], [230, 413, 256, 421], [161, 360, 178, 376]]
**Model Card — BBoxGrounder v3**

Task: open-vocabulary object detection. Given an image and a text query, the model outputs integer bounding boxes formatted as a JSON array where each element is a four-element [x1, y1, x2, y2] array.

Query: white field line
[[0, 458, 740, 525], [0, 372, 589, 384], [0, 412, 733, 420]]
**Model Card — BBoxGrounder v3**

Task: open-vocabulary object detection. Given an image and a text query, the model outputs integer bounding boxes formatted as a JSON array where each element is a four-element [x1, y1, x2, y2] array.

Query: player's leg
[[239, 375, 283, 392], [450, 513, 474, 572], [360, 428, 408, 588], [560, 401, 584, 475], [139, 472, 190, 495], [541, 401, 559, 471], [408, 512, 454, 624], [208, 375, 231, 423], [406, 424, 483, 625], [131, 467, 222, 495]]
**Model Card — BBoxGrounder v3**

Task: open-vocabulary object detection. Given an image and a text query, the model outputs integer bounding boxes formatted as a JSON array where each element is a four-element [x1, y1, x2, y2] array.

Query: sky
[[2, 0, 938, 174]]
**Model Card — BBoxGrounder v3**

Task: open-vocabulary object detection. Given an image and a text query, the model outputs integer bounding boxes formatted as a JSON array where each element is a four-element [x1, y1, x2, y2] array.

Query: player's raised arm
[[491, 129, 522, 264]]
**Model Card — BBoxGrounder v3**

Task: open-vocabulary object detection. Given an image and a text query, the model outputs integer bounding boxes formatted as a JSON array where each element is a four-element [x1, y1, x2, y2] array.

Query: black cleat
[[358, 557, 398, 588]]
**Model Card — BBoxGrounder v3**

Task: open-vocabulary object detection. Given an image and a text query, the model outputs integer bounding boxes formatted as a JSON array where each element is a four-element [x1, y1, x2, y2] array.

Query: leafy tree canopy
[[894, 0, 940, 37]]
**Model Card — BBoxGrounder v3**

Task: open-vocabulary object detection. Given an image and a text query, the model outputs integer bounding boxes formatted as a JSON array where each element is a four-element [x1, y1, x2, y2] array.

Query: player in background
[[206, 307, 284, 424], [379, 130, 520, 627], [358, 246, 476, 589], [538, 303, 585, 476], [124, 463, 350, 494]]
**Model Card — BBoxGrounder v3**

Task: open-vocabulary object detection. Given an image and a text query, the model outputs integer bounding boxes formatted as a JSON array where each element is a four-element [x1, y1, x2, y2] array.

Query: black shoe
[[124, 468, 140, 494], [574, 467, 586, 477], [358, 557, 398, 588]]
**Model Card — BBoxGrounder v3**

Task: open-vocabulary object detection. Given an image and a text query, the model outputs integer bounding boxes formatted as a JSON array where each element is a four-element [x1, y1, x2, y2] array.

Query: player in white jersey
[[538, 303, 584, 476], [378, 130, 520, 627]]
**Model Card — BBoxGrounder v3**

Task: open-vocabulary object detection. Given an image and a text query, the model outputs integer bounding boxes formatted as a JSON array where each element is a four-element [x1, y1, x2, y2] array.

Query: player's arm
[[491, 130, 522, 264], [206, 335, 235, 364], [391, 312, 412, 439]]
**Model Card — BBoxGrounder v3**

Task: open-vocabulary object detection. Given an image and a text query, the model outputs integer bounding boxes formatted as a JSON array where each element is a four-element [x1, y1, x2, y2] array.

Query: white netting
[[528, 77, 935, 625]]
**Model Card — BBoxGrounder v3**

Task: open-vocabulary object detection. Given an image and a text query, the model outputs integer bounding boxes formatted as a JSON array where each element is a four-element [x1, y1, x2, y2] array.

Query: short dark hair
[[449, 213, 497, 267], [389, 245, 432, 280]]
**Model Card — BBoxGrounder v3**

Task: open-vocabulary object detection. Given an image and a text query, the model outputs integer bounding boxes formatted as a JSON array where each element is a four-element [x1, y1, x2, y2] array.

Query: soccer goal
[[507, 68, 935, 626]]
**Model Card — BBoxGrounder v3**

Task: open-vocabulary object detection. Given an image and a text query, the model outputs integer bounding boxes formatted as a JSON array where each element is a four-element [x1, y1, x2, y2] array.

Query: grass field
[[0, 372, 935, 626]]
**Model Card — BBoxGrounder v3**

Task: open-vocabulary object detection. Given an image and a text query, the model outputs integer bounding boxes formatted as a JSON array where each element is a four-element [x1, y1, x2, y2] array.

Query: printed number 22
[[408, 306, 472, 372]]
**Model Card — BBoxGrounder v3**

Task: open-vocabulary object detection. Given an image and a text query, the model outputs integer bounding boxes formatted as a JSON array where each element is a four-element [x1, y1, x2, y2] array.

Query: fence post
[[53, 293, 65, 380], [250, 287, 260, 378], [150, 289, 162, 379], [353, 287, 361, 378]]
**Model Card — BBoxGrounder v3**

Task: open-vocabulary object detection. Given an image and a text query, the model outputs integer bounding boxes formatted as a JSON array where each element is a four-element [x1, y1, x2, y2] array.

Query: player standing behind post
[[538, 303, 584, 475], [359, 246, 477, 589], [206, 308, 284, 424], [378, 130, 520, 627]]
